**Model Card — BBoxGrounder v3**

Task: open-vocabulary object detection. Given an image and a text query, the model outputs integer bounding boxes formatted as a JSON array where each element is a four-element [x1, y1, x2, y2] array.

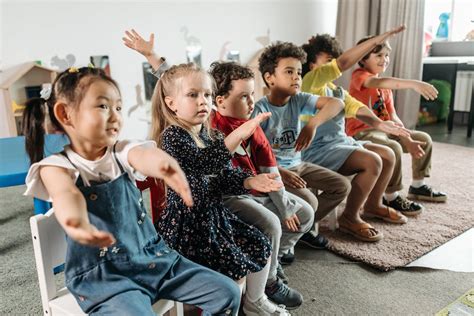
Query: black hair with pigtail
[[22, 67, 120, 164]]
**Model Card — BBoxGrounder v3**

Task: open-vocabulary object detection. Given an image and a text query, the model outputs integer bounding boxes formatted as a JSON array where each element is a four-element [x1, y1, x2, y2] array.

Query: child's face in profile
[[266, 57, 302, 96], [361, 46, 391, 75], [217, 79, 255, 120], [67, 80, 123, 149]]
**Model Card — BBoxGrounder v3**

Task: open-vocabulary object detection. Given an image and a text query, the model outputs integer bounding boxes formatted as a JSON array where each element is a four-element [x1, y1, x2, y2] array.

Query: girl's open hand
[[414, 82, 438, 101], [122, 29, 155, 57], [244, 173, 283, 193], [157, 155, 194, 207], [64, 218, 115, 248]]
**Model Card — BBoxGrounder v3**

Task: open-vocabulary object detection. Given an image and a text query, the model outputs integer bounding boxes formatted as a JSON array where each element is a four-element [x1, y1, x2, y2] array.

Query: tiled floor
[[417, 121, 473, 148]]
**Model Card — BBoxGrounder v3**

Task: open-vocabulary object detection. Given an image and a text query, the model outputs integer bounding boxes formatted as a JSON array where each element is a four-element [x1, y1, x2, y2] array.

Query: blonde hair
[[150, 63, 216, 147]]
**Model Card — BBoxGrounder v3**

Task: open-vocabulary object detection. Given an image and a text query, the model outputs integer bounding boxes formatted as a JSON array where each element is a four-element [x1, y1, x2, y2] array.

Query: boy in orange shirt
[[347, 36, 447, 214]]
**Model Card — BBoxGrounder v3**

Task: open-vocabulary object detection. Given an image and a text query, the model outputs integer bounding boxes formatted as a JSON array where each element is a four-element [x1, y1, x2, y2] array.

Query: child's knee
[[367, 152, 383, 175], [214, 280, 241, 315]]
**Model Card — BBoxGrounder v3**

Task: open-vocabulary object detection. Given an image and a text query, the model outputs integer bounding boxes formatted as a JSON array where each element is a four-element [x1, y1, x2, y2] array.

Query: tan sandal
[[338, 216, 383, 242], [363, 206, 408, 224]]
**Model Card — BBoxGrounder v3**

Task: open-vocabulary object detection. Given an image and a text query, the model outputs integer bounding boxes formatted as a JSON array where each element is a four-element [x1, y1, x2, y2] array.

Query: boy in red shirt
[[347, 36, 447, 215]]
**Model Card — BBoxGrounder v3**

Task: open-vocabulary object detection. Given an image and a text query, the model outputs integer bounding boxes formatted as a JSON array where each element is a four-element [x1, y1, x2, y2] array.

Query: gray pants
[[223, 192, 313, 281]]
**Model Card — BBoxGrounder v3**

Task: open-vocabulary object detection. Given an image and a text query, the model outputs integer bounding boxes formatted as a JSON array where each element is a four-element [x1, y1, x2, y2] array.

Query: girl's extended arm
[[355, 106, 410, 137], [364, 77, 438, 101], [337, 25, 406, 72], [128, 146, 193, 207], [40, 166, 115, 247], [122, 29, 165, 72], [295, 96, 344, 151]]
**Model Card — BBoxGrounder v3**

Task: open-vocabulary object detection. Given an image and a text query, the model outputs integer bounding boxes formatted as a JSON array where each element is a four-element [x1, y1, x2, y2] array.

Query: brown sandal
[[338, 216, 383, 242], [363, 206, 408, 224]]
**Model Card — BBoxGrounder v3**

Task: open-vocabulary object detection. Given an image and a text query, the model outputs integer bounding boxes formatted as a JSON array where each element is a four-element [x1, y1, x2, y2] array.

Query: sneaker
[[276, 263, 289, 284], [383, 196, 423, 216], [408, 184, 447, 202], [280, 252, 294, 266], [265, 278, 303, 310], [297, 232, 328, 249], [243, 295, 291, 316]]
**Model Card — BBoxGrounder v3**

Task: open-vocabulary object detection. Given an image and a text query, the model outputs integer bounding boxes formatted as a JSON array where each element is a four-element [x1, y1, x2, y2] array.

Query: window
[[424, 0, 473, 42]]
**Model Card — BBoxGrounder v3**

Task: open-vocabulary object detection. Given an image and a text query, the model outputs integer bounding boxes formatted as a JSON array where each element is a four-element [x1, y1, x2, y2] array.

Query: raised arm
[[40, 166, 115, 247], [337, 25, 406, 71], [364, 77, 438, 101], [122, 29, 165, 72], [128, 146, 193, 207], [295, 96, 344, 151], [224, 112, 271, 153]]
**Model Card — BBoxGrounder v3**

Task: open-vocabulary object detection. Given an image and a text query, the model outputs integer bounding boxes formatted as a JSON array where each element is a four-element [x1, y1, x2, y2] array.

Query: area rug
[[319, 142, 474, 271], [436, 288, 474, 316]]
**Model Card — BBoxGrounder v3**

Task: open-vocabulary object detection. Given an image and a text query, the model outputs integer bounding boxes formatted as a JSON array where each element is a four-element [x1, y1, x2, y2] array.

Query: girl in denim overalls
[[23, 67, 241, 315]]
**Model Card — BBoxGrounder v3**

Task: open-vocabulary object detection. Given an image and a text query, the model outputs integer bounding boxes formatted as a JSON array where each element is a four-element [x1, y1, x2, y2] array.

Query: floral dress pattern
[[157, 125, 272, 280]]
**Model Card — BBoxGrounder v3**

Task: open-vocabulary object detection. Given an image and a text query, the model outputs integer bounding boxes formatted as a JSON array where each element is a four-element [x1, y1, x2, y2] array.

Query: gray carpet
[[321, 142, 474, 271], [1, 155, 473, 315]]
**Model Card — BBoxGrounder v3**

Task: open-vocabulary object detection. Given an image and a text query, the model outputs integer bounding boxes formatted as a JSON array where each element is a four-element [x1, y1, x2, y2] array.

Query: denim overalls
[[61, 148, 240, 315]]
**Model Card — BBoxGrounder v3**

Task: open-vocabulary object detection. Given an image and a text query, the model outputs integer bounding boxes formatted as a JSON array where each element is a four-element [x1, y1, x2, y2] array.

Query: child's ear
[[309, 62, 316, 71], [263, 72, 274, 87], [164, 96, 176, 112], [54, 102, 73, 127], [215, 95, 225, 109]]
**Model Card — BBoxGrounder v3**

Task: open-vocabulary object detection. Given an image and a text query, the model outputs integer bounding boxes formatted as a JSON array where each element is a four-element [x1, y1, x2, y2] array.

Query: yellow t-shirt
[[301, 58, 364, 119]]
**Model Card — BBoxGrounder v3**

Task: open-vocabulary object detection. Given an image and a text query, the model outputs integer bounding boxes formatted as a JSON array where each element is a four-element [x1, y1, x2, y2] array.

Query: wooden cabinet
[[0, 62, 57, 138]]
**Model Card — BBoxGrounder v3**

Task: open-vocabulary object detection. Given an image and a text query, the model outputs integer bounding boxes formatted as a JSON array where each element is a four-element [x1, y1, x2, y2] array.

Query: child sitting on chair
[[22, 66, 241, 315], [347, 36, 447, 213]]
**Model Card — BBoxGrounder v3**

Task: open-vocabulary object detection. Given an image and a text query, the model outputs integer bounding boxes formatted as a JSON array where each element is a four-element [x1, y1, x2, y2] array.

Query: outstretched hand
[[377, 120, 411, 138], [122, 29, 155, 57], [406, 139, 426, 159], [156, 154, 194, 207], [64, 218, 115, 248], [380, 24, 406, 42], [244, 173, 283, 193], [236, 112, 272, 142], [414, 81, 438, 101]]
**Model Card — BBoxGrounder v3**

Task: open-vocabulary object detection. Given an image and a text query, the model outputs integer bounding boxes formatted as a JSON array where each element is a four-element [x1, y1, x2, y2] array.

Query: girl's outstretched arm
[[40, 166, 116, 248], [122, 29, 165, 72], [128, 146, 193, 207]]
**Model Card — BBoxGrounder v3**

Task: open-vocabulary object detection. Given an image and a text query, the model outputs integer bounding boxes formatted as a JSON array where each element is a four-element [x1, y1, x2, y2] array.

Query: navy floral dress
[[157, 125, 272, 280]]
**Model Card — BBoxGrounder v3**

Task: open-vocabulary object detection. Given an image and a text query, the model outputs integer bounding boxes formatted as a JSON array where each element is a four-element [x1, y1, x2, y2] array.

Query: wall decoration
[[219, 41, 240, 63], [90, 55, 111, 76], [50, 54, 76, 71], [181, 26, 202, 67]]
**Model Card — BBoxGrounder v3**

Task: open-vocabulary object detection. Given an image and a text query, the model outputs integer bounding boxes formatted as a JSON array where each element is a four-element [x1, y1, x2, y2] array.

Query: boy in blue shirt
[[252, 41, 350, 250]]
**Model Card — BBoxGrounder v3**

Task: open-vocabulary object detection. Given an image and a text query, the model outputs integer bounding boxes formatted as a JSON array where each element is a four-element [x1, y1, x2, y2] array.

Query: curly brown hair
[[356, 35, 392, 67], [209, 61, 254, 102], [301, 34, 343, 76], [258, 41, 307, 87]]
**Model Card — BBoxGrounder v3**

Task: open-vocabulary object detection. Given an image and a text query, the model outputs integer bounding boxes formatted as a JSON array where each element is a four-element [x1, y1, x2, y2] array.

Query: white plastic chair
[[30, 209, 184, 316]]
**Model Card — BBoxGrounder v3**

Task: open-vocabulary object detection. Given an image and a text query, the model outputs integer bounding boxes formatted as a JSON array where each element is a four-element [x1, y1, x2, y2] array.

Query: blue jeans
[[89, 254, 240, 316]]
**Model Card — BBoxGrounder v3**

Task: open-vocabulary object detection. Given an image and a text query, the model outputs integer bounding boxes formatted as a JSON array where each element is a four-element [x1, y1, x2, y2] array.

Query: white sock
[[385, 191, 399, 202], [411, 179, 424, 188], [246, 261, 271, 303]]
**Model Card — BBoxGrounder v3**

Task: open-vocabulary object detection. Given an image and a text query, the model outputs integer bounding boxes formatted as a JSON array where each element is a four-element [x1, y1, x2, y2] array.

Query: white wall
[[1, 0, 337, 139]]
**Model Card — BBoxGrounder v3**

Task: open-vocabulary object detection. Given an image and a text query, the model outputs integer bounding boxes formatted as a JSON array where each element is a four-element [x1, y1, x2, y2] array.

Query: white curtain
[[336, 0, 425, 129]]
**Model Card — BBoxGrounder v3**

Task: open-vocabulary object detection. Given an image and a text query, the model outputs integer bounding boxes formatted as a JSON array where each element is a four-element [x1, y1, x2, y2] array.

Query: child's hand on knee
[[279, 168, 307, 189], [407, 139, 426, 159], [243, 173, 283, 193], [284, 214, 301, 232]]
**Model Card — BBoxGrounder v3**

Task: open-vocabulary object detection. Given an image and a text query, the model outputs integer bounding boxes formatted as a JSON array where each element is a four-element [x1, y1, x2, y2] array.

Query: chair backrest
[[136, 177, 166, 224], [30, 208, 67, 315]]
